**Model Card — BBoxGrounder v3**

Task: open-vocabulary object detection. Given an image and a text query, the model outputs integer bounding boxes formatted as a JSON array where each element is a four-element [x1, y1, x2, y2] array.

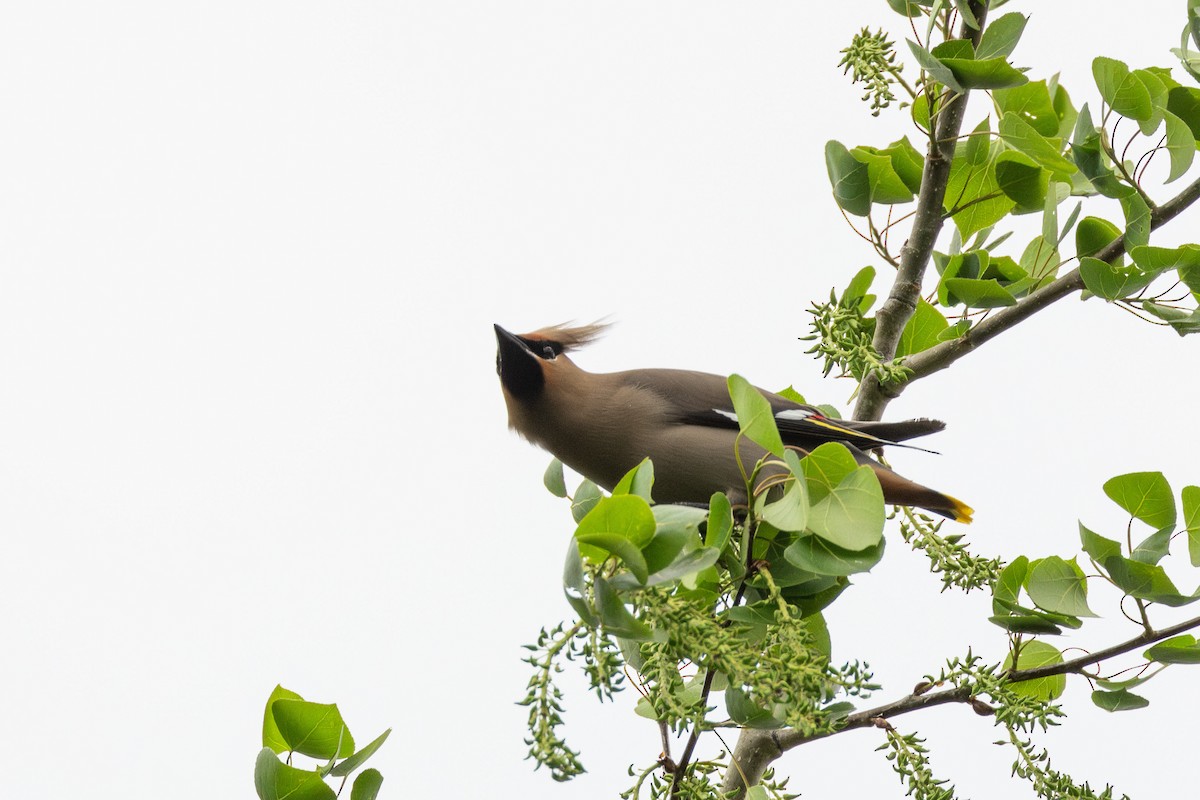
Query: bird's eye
[[542, 346, 555, 359]]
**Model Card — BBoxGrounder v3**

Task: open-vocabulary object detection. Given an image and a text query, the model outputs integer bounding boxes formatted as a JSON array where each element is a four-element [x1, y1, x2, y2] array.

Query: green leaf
[[995, 598, 1083, 631], [1026, 556, 1095, 617], [896, 299, 949, 357], [800, 442, 859, 505], [1104, 471, 1176, 529], [706, 493, 734, 552], [1145, 634, 1200, 664], [989, 614, 1063, 635], [807, 465, 885, 551], [652, 503, 708, 537], [994, 151, 1048, 211], [1131, 527, 1173, 565], [881, 137, 925, 194], [640, 522, 692, 575], [612, 458, 654, 501], [1019, 234, 1061, 281], [1052, 78, 1079, 140], [562, 539, 598, 626], [945, 151, 1015, 238], [825, 140, 871, 217], [803, 611, 833, 662], [576, 495, 656, 581], [571, 480, 603, 523], [1040, 180, 1063, 244], [784, 534, 885, 576], [1004, 641, 1066, 700], [952, 0, 979, 30], [844, 265, 876, 309], [543, 459, 567, 498], [1143, 66, 1180, 92], [330, 729, 392, 778], [728, 374, 784, 458], [930, 39, 973, 61], [1163, 111, 1196, 183], [1102, 555, 1199, 606], [941, 57, 1028, 90], [1095, 673, 1156, 691], [593, 576, 652, 640], [576, 494, 656, 547], [938, 320, 970, 341], [726, 687, 785, 729], [638, 547, 722, 587], [998, 112, 1076, 178], [1093, 57, 1152, 121], [1119, 191, 1151, 249], [271, 700, 355, 760], [350, 769, 384, 800], [1079, 257, 1155, 301], [1184, 486, 1200, 567], [1132, 68, 1169, 135], [1075, 216, 1122, 259], [943, 278, 1018, 308], [1092, 689, 1150, 712], [993, 556, 1029, 613], [976, 12, 1028, 60], [1167, 86, 1200, 141], [995, 80, 1059, 136], [1129, 243, 1200, 272], [908, 39, 964, 94], [887, 0, 933, 17], [783, 578, 848, 618], [1141, 302, 1200, 335], [851, 146, 916, 205], [757, 479, 809, 533], [263, 686, 304, 753], [255, 749, 336, 800], [1080, 520, 1123, 563], [980, 253, 1028, 284]]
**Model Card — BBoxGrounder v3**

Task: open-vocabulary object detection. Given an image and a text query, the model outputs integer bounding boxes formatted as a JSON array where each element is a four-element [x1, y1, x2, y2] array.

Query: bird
[[495, 322, 972, 523]]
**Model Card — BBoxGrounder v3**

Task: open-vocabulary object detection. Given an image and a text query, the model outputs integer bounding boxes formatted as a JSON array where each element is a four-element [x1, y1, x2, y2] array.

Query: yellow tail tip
[[947, 496, 974, 524]]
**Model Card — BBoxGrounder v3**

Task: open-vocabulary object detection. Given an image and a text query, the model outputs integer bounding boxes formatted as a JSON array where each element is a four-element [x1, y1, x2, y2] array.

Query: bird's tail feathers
[[872, 465, 973, 523], [849, 417, 946, 443]]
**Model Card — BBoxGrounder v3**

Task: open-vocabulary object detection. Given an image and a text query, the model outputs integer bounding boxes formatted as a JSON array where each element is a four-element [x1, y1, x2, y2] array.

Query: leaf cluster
[[256, 685, 389, 800], [821, 7, 1200, 375]]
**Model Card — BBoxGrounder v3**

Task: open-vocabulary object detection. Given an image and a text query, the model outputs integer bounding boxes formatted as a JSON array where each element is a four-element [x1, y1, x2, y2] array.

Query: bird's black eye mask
[[519, 337, 564, 360], [495, 325, 557, 399]]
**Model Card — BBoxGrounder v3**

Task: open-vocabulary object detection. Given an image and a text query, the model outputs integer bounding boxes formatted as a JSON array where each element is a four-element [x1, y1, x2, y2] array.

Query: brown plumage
[[495, 323, 972, 523]]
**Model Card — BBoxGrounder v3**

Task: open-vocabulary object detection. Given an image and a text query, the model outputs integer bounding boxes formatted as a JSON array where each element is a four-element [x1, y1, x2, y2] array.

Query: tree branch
[[724, 6, 990, 798], [749, 611, 1200, 768], [851, 4, 989, 424], [882, 167, 1200, 394], [1007, 611, 1200, 683]]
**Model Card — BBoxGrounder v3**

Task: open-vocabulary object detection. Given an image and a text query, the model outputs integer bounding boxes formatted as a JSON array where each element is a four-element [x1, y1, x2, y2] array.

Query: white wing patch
[[775, 409, 816, 421], [714, 409, 739, 422]]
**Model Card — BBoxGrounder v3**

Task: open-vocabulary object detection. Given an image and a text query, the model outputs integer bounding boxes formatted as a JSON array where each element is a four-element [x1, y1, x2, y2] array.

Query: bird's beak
[[494, 323, 530, 361], [495, 323, 545, 398]]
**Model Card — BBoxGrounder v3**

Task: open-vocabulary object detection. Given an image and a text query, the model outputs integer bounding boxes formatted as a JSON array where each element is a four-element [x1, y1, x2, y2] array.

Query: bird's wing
[[619, 368, 931, 452]]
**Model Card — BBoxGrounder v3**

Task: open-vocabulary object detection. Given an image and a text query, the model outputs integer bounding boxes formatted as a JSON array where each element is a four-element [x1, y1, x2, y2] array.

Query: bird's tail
[[848, 417, 946, 443], [859, 448, 973, 523]]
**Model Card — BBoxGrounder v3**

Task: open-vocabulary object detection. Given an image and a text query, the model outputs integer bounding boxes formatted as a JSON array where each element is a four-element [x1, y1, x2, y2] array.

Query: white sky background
[[1, 2, 1198, 797]]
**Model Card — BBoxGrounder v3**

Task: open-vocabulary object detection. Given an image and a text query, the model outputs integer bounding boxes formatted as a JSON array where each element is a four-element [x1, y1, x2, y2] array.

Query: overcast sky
[[2, 2, 1198, 798]]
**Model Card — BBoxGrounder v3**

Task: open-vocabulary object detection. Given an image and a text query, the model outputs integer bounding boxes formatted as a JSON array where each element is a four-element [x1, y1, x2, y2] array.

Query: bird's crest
[[522, 321, 611, 353]]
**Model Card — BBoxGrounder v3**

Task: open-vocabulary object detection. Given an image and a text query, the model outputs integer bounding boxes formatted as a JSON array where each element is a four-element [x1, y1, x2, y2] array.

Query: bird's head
[[494, 322, 608, 401]]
